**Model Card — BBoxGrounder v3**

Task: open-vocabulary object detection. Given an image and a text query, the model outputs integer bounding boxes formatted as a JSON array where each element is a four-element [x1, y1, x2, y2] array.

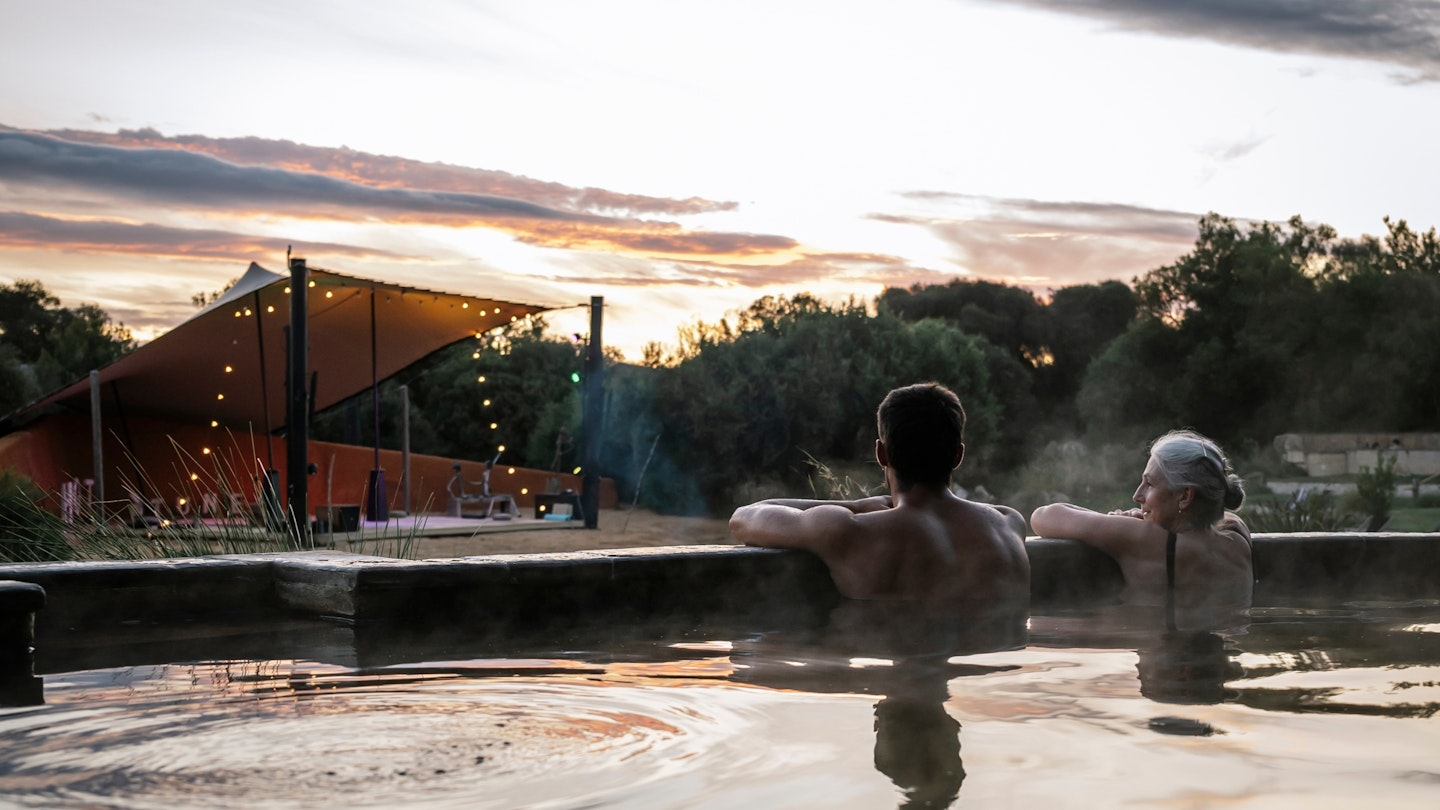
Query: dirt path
[[410, 507, 735, 558]]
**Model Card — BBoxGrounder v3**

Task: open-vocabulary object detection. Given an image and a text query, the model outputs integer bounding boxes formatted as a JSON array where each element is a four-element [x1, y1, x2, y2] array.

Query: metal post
[[401, 383, 411, 515], [89, 370, 103, 511], [580, 296, 604, 529], [365, 285, 388, 522], [286, 257, 310, 547]]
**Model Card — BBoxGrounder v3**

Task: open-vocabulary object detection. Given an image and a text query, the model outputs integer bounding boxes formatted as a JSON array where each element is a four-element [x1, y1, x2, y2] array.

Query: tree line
[[4, 212, 1437, 516]]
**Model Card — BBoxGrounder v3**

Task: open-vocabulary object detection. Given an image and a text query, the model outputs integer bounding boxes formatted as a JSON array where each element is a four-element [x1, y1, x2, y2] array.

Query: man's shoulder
[[950, 498, 1027, 538]]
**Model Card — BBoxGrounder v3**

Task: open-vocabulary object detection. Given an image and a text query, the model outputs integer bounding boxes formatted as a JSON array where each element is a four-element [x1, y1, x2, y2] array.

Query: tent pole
[[400, 384, 411, 515], [580, 296, 604, 529], [252, 290, 274, 470], [89, 370, 104, 511], [286, 258, 310, 547], [365, 285, 388, 522]]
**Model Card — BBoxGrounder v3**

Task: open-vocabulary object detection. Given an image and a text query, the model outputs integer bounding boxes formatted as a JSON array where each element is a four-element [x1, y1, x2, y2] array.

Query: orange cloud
[[0, 212, 402, 262], [0, 128, 794, 261], [29, 126, 737, 217]]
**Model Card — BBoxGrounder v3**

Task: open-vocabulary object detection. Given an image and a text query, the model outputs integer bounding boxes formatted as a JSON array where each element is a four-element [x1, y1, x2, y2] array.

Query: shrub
[[1352, 454, 1398, 530], [0, 469, 73, 563], [1244, 489, 1358, 533]]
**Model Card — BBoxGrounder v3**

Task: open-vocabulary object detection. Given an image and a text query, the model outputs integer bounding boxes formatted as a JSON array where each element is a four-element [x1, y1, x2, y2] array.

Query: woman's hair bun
[[1223, 473, 1246, 510]]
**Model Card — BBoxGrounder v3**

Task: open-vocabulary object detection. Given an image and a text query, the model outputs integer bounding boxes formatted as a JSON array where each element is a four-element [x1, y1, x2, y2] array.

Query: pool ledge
[[1, 533, 1438, 630]]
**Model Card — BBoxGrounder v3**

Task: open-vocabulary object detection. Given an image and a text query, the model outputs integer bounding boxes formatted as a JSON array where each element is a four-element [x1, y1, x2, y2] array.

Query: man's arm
[[729, 502, 858, 551], [742, 495, 892, 514]]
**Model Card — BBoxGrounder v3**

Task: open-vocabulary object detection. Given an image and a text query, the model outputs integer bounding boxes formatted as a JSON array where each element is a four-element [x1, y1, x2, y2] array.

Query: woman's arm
[[1029, 502, 1151, 558]]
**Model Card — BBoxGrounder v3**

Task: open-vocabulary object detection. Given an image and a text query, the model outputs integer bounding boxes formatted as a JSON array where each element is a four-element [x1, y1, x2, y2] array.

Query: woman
[[1030, 430, 1253, 605]]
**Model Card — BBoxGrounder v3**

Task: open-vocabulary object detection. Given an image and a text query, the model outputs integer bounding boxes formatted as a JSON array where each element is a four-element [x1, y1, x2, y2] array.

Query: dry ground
[[409, 507, 735, 558]]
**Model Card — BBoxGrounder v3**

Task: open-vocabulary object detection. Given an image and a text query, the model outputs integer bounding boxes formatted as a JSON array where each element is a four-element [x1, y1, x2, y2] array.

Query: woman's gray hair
[[1149, 429, 1245, 528]]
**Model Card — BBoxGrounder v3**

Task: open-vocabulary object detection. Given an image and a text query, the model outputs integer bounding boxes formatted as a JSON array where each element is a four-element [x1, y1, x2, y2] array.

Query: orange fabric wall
[[0, 414, 616, 517]]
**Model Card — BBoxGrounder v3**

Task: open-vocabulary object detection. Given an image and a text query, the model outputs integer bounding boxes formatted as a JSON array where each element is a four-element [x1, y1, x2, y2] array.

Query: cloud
[[880, 193, 1201, 286], [0, 128, 795, 259], [990, 0, 1440, 81], [0, 211, 402, 261], [31, 126, 737, 218]]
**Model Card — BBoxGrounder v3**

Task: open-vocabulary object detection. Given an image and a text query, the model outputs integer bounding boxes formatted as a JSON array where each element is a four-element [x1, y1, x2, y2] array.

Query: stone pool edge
[[4, 533, 1439, 637]]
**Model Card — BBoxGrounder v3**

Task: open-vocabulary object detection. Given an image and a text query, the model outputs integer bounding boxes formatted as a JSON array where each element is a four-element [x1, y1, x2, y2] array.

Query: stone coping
[[1, 534, 1437, 633]]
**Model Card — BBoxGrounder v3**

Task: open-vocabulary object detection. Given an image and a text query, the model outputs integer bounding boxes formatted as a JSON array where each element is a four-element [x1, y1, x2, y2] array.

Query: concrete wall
[[1275, 433, 1440, 476], [4, 534, 1437, 640]]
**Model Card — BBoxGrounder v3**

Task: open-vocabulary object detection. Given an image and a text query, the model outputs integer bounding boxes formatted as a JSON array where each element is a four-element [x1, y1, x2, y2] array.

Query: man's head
[[876, 382, 966, 491]]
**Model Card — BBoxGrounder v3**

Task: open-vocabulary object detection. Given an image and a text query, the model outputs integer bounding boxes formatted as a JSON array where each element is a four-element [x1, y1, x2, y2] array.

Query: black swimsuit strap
[[1164, 531, 1178, 631], [1165, 531, 1177, 590]]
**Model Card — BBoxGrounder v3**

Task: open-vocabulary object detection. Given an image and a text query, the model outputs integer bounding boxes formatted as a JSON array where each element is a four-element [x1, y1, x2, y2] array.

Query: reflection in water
[[873, 667, 965, 809], [1138, 631, 1239, 705], [7, 597, 1440, 807], [733, 598, 1028, 809]]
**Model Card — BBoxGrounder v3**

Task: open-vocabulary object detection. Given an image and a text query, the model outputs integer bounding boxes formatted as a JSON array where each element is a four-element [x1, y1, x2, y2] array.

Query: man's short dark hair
[[877, 382, 966, 489]]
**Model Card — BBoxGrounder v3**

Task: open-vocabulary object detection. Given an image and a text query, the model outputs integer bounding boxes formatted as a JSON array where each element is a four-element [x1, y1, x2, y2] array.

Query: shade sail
[[18, 262, 551, 431]]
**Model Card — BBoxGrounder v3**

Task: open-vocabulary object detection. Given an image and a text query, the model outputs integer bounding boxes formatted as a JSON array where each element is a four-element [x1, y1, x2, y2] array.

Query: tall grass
[[0, 431, 425, 563], [801, 450, 883, 500]]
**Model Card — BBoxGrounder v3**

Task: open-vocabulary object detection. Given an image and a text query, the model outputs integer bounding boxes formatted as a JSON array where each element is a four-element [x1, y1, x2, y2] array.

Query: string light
[[520, 487, 529, 495], [210, 420, 218, 428], [216, 393, 225, 400], [572, 466, 582, 474], [190, 473, 199, 481], [224, 365, 233, 373], [489, 422, 497, 429], [476, 374, 485, 382], [325, 291, 334, 298], [202, 447, 212, 455], [483, 399, 491, 407], [507, 467, 516, 475], [498, 445, 506, 453]]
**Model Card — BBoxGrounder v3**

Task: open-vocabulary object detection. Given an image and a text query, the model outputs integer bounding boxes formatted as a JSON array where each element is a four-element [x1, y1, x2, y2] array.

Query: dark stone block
[[1025, 538, 1125, 605]]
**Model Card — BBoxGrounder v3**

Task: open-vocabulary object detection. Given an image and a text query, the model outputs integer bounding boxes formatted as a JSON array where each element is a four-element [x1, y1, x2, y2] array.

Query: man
[[729, 382, 1029, 601]]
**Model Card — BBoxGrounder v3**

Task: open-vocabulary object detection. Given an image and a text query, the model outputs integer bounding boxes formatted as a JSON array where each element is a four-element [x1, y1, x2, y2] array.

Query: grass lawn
[[1387, 507, 1440, 532]]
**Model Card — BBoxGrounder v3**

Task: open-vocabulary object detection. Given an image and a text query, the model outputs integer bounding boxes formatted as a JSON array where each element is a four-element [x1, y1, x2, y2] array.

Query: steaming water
[[3, 600, 1440, 808]]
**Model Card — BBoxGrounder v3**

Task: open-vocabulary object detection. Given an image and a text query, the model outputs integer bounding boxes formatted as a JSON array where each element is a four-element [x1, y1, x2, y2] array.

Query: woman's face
[[1133, 457, 1183, 530]]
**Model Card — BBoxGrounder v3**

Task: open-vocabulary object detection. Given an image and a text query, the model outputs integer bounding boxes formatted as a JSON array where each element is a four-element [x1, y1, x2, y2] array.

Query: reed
[[1, 430, 426, 562]]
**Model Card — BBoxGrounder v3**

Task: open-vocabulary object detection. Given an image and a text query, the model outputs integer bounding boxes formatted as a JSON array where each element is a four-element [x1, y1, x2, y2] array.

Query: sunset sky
[[3, 0, 1439, 359]]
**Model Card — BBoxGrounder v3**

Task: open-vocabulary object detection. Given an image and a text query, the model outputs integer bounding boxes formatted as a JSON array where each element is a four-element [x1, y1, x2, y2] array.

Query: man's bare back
[[729, 382, 1030, 602], [729, 490, 1029, 601]]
